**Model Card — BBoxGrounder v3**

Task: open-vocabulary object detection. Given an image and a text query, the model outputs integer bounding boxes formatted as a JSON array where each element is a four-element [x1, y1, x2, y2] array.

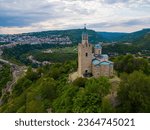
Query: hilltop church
[[78, 26, 113, 78]]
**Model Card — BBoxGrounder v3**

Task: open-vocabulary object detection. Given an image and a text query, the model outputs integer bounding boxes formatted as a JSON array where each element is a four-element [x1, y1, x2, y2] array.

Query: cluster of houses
[[0, 34, 72, 49]]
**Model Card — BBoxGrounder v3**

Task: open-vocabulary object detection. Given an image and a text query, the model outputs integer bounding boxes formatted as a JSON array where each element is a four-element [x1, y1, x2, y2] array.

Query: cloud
[[102, 0, 130, 4], [0, 0, 95, 27], [101, 0, 150, 5], [0, 0, 67, 27], [0, 0, 150, 33], [122, 18, 150, 26], [88, 17, 150, 28]]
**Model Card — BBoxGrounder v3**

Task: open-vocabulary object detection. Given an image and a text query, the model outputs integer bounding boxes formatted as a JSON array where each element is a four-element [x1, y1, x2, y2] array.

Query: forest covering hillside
[[98, 28, 150, 44], [97, 32, 127, 42], [0, 51, 150, 112], [119, 29, 150, 43], [23, 29, 102, 44], [134, 32, 150, 46], [27, 28, 150, 44], [0, 64, 12, 97]]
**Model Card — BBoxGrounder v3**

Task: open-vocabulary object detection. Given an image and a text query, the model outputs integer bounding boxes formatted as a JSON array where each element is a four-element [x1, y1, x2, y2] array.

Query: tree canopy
[[117, 71, 150, 112], [114, 55, 150, 75]]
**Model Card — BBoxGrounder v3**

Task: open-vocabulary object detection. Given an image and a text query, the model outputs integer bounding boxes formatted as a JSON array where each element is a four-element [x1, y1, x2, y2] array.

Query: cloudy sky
[[0, 0, 150, 34]]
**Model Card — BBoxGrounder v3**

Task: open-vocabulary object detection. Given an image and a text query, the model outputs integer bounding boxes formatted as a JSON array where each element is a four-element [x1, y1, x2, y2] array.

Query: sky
[[0, 0, 150, 34]]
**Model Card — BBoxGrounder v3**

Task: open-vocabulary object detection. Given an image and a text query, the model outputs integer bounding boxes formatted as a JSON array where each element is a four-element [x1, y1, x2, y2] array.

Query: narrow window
[[86, 53, 88, 57]]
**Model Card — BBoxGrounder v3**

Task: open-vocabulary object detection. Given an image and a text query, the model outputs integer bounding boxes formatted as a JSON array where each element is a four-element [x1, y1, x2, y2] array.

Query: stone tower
[[78, 25, 92, 77], [94, 44, 102, 55]]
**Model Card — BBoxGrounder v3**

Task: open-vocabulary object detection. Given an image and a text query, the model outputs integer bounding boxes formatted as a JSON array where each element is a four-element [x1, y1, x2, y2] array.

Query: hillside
[[97, 28, 150, 43], [0, 29, 104, 45], [119, 28, 150, 43], [25, 29, 103, 44], [97, 32, 127, 42], [134, 32, 150, 46], [19, 28, 150, 45], [0, 54, 150, 113], [1, 28, 150, 46]]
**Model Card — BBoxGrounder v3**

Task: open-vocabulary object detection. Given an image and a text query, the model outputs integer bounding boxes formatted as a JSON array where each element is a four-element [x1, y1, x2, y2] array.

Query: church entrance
[[83, 70, 92, 77]]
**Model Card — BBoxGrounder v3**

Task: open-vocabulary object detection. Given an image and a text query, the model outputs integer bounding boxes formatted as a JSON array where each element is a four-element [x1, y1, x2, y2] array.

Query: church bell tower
[[78, 25, 92, 77], [82, 24, 88, 44]]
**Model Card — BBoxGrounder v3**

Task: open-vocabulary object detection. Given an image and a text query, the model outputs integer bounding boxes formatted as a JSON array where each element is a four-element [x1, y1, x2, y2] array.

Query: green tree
[[114, 55, 150, 74], [117, 71, 150, 112], [72, 77, 111, 113], [72, 77, 87, 88], [85, 77, 111, 97], [72, 90, 102, 112], [0, 64, 12, 96], [26, 67, 40, 81], [39, 78, 57, 100], [52, 85, 79, 112], [101, 97, 116, 113], [26, 100, 45, 113]]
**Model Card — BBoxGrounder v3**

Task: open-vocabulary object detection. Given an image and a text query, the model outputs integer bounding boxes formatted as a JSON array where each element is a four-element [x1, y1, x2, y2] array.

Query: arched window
[[86, 53, 88, 57]]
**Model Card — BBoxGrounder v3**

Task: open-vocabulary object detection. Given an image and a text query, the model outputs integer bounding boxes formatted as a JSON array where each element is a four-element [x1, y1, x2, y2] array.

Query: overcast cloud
[[0, 0, 150, 34]]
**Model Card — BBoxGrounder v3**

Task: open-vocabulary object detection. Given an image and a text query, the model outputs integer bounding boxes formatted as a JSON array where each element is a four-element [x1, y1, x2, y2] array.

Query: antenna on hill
[[84, 24, 87, 29]]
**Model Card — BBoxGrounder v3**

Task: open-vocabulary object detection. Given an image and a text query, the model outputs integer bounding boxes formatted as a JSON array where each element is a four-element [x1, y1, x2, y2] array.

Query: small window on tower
[[86, 53, 88, 57]]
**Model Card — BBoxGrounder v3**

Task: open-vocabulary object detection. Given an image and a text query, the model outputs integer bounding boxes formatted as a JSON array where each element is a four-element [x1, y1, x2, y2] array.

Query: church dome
[[92, 59, 100, 65], [94, 44, 102, 49]]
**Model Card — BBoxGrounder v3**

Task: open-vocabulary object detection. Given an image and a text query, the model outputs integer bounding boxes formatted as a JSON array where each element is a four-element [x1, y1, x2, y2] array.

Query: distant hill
[[97, 32, 127, 42], [27, 29, 130, 43], [134, 32, 150, 48], [26, 29, 103, 44], [119, 28, 150, 43], [97, 28, 150, 43], [1, 28, 150, 45]]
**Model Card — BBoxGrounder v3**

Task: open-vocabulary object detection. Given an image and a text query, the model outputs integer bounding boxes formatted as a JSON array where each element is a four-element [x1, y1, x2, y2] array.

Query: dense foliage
[[0, 61, 77, 112], [0, 61, 114, 113], [2, 44, 77, 66], [98, 28, 150, 42], [113, 55, 150, 112], [97, 32, 127, 42], [117, 71, 150, 112], [102, 44, 141, 54], [1, 56, 150, 113], [0, 64, 12, 97], [135, 33, 150, 48], [113, 55, 150, 75], [120, 28, 150, 43], [53, 77, 111, 113], [102, 29, 150, 55], [32, 52, 77, 63]]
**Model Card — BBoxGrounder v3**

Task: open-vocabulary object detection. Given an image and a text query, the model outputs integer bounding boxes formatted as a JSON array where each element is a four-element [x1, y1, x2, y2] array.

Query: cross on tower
[[82, 24, 88, 44]]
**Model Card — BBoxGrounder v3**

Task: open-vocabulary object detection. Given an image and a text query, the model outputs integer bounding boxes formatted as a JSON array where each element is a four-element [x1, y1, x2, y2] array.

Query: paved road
[[0, 58, 14, 66]]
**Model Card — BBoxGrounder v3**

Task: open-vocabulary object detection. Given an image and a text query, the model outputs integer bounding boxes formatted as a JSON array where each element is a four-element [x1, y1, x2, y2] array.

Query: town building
[[78, 26, 113, 78]]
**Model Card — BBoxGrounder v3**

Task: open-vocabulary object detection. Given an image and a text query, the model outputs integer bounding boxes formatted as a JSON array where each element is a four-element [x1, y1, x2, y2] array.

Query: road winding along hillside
[[0, 58, 27, 105]]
